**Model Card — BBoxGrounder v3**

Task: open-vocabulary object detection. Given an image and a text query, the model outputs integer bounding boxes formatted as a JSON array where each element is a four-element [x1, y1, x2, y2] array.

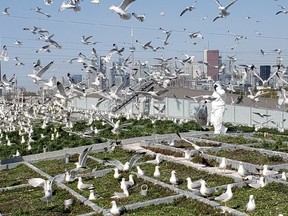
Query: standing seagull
[[214, 184, 233, 206], [109, 0, 135, 20], [245, 195, 256, 213], [180, 1, 197, 16], [213, 0, 238, 22]]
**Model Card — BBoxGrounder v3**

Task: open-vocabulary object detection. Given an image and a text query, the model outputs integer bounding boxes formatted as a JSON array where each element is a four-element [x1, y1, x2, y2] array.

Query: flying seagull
[[27, 61, 54, 84], [180, 1, 197, 16], [213, 0, 238, 22], [109, 0, 135, 20], [132, 13, 145, 22]]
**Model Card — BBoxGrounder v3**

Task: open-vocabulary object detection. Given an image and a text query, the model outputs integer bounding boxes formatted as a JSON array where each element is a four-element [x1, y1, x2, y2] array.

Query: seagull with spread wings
[[109, 0, 135, 20], [180, 1, 197, 16], [28, 174, 64, 203], [27, 61, 54, 84], [103, 152, 145, 171], [213, 0, 238, 22]]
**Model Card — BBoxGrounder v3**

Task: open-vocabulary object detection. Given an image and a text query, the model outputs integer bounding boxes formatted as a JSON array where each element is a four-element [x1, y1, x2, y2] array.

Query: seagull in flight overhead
[[0, 45, 9, 62], [132, 13, 145, 22], [44, 0, 53, 5], [81, 35, 97, 45], [3, 7, 10, 16], [33, 7, 51, 18], [180, 1, 197, 17], [213, 0, 238, 22], [27, 61, 54, 84], [109, 0, 136, 20]]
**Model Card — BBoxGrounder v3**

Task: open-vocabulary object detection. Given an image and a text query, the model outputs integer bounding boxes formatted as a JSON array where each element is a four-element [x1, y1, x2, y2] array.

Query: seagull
[[14, 40, 23, 46], [277, 88, 288, 107], [91, 0, 100, 3], [153, 165, 161, 178], [248, 176, 266, 189], [214, 184, 233, 206], [180, 1, 197, 16], [109, 0, 135, 20], [81, 35, 97, 45], [237, 161, 252, 178], [276, 9, 288, 15], [0, 45, 9, 62], [247, 87, 268, 103], [132, 13, 145, 22], [262, 164, 278, 177], [3, 7, 9, 16], [186, 177, 201, 190], [110, 200, 126, 215], [176, 132, 202, 150], [113, 168, 122, 179], [245, 195, 256, 213], [34, 7, 51, 18], [199, 179, 217, 197], [169, 170, 183, 186], [28, 174, 64, 203], [219, 157, 227, 172], [27, 61, 54, 84], [111, 185, 129, 199], [103, 153, 145, 171], [88, 188, 97, 200], [213, 0, 238, 22], [252, 112, 271, 118], [120, 175, 134, 190], [136, 165, 144, 175], [59, 0, 81, 12], [281, 172, 287, 180], [136, 40, 153, 50], [77, 176, 93, 191], [251, 70, 277, 87], [44, 0, 53, 5], [74, 147, 93, 171]]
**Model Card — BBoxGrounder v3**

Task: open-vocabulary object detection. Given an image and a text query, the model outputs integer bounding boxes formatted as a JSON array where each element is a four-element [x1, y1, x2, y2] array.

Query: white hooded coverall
[[210, 82, 227, 134]]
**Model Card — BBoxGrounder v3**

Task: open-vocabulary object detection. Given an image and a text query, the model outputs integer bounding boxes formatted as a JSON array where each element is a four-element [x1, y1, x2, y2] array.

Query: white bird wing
[[266, 70, 277, 82], [28, 178, 45, 188], [251, 71, 263, 82], [128, 153, 145, 170], [56, 81, 67, 96], [36, 61, 54, 77], [104, 158, 124, 170], [225, 0, 238, 10], [214, 0, 223, 7], [176, 132, 200, 150], [119, 0, 135, 11], [78, 146, 92, 167]]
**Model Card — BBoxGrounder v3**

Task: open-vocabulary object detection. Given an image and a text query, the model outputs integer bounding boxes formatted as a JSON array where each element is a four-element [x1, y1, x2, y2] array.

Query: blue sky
[[1, 0, 288, 91]]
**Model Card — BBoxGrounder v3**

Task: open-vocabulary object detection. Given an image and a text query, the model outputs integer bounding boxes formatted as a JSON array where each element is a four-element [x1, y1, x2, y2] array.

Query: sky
[[1, 0, 288, 92]]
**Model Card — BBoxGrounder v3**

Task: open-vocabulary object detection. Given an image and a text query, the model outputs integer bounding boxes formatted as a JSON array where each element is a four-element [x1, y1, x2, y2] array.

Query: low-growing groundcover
[[125, 196, 234, 216], [0, 164, 42, 188], [0, 118, 203, 160], [0, 186, 93, 216], [207, 148, 287, 165], [225, 182, 288, 215]]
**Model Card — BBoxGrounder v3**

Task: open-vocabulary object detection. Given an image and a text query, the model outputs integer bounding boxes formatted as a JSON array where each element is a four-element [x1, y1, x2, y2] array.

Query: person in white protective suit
[[211, 81, 227, 134], [203, 81, 227, 134]]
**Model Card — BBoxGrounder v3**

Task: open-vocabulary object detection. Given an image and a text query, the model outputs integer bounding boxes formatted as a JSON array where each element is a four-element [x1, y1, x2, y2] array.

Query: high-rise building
[[203, 49, 219, 81], [259, 65, 271, 86]]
